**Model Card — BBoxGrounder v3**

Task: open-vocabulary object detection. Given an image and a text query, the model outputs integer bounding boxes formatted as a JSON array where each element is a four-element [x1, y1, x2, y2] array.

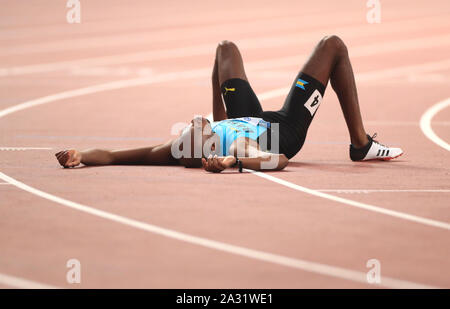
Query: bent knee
[[218, 40, 236, 48], [319, 35, 347, 55], [216, 40, 239, 55]]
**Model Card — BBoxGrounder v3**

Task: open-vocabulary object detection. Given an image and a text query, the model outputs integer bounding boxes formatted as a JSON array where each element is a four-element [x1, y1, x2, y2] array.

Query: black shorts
[[220, 72, 326, 159]]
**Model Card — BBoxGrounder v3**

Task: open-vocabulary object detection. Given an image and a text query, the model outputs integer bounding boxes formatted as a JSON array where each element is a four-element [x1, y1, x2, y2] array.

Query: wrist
[[78, 151, 84, 163], [223, 155, 236, 168], [232, 157, 243, 172]]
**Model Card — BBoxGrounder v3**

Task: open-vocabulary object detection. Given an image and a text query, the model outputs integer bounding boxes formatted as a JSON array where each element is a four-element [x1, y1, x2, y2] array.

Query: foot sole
[[356, 152, 404, 162]]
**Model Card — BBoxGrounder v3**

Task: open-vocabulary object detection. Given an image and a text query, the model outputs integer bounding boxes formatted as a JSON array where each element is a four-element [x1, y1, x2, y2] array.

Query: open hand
[[202, 155, 236, 173], [55, 149, 82, 168]]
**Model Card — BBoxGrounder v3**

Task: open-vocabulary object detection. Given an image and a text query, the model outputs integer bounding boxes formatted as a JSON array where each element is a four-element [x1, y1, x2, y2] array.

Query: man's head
[[173, 116, 219, 167]]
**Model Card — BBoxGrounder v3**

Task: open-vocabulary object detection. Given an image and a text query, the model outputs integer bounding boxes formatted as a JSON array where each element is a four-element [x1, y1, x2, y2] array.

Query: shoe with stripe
[[350, 133, 403, 161]]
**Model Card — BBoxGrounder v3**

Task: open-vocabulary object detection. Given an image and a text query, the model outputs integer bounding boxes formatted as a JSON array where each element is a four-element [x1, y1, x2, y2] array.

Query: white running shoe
[[350, 133, 404, 161]]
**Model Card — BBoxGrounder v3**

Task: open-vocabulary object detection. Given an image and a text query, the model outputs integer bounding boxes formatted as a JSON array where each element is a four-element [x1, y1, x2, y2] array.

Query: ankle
[[351, 134, 369, 149]]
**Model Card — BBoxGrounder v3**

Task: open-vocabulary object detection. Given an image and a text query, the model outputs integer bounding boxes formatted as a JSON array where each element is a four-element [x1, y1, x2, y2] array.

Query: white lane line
[[420, 98, 450, 151], [0, 172, 436, 289], [247, 171, 450, 230], [0, 273, 59, 289], [1, 54, 449, 287], [0, 60, 448, 232], [0, 147, 53, 151], [15, 135, 165, 141], [317, 189, 450, 193], [2, 25, 450, 77], [0, 68, 210, 119], [365, 121, 450, 127], [2, 57, 450, 121]]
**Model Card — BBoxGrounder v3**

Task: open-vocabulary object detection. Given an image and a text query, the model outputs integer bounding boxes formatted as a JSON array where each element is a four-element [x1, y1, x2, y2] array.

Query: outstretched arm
[[202, 153, 288, 173], [202, 140, 288, 173], [55, 139, 178, 168]]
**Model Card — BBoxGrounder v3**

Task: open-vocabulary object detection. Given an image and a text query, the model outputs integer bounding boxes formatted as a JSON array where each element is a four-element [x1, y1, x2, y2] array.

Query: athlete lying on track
[[55, 35, 403, 173]]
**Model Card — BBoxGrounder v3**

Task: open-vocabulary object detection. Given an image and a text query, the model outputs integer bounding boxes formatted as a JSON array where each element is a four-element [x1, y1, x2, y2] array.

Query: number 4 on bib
[[304, 89, 322, 116]]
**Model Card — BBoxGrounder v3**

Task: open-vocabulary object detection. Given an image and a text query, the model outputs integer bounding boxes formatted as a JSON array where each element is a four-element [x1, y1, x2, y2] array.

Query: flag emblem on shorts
[[296, 78, 309, 90]]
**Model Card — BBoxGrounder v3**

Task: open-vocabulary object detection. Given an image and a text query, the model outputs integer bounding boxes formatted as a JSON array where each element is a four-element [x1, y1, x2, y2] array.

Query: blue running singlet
[[211, 117, 270, 156]]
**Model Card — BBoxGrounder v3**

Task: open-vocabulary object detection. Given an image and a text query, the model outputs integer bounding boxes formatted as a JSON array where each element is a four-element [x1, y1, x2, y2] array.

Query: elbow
[[260, 154, 288, 171], [277, 154, 289, 170]]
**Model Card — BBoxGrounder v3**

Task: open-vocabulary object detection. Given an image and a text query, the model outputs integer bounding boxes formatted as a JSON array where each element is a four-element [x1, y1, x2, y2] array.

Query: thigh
[[261, 110, 305, 159], [216, 41, 263, 118], [278, 37, 337, 127], [300, 36, 338, 87], [221, 78, 263, 118], [280, 71, 326, 130], [261, 71, 326, 159], [216, 40, 248, 85]]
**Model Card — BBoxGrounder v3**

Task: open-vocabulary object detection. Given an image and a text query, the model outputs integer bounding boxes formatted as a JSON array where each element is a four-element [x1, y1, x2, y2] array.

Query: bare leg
[[211, 40, 250, 121], [215, 40, 248, 85], [212, 40, 265, 121], [301, 35, 368, 147]]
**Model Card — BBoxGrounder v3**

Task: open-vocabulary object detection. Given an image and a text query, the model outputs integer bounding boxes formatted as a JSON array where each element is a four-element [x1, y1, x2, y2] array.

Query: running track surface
[[0, 0, 449, 288]]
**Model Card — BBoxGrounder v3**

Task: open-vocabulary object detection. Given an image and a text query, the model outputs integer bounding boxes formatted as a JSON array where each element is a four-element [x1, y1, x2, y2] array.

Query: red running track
[[0, 0, 449, 288]]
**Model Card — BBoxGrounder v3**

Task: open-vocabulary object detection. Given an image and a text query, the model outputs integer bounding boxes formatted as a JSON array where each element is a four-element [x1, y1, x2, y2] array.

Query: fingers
[[203, 156, 215, 172], [55, 150, 79, 168], [55, 150, 66, 160], [68, 155, 81, 168], [222, 155, 236, 168], [65, 150, 80, 167], [203, 155, 226, 173], [213, 155, 227, 169], [209, 155, 221, 172], [55, 150, 69, 167], [202, 155, 216, 172]]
